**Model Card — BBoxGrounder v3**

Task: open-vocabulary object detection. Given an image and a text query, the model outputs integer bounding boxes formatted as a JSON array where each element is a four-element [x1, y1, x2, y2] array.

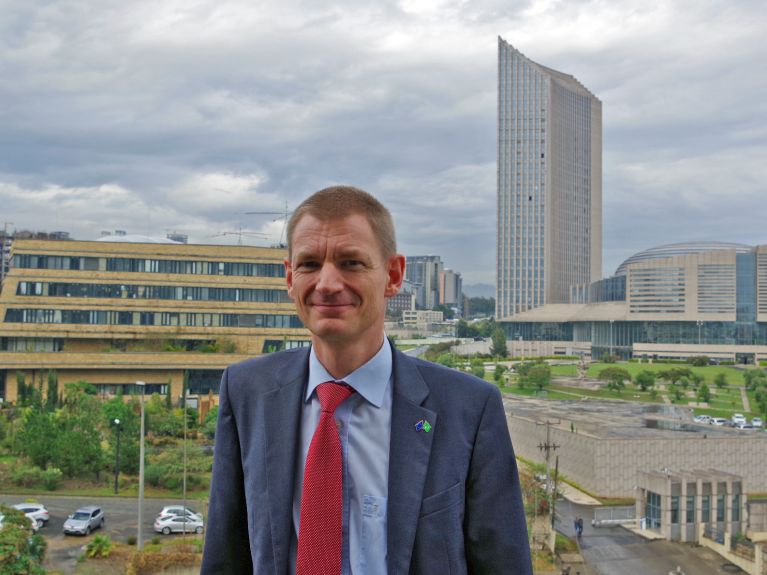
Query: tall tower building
[[406, 255, 443, 309], [496, 38, 602, 318]]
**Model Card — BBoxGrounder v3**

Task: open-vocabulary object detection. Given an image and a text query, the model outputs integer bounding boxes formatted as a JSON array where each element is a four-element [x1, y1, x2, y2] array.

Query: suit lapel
[[387, 347, 437, 574], [263, 349, 309, 574]]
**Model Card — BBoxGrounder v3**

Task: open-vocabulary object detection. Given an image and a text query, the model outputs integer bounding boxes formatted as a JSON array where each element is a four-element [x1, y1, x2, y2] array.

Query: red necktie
[[297, 382, 355, 575]]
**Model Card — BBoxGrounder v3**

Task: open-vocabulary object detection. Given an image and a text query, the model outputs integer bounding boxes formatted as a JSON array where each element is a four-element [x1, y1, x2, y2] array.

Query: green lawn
[[550, 364, 578, 377]]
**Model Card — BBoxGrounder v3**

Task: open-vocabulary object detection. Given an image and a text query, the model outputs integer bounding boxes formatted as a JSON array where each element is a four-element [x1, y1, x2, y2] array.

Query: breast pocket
[[360, 495, 387, 575], [411, 483, 467, 575]]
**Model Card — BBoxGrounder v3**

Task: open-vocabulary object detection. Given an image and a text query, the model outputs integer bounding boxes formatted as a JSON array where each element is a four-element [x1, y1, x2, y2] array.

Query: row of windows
[[17, 282, 290, 303], [669, 494, 739, 524], [13, 254, 284, 278], [5, 308, 303, 329]]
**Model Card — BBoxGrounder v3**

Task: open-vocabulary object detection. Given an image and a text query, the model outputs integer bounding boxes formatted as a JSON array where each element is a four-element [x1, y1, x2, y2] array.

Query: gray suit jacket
[[201, 343, 532, 574]]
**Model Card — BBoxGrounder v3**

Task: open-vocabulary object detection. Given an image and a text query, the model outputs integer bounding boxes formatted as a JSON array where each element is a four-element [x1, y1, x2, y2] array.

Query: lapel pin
[[415, 419, 432, 433]]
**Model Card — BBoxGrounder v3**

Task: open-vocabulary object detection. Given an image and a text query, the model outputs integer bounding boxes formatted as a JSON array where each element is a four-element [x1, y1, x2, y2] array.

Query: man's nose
[[316, 263, 343, 293]]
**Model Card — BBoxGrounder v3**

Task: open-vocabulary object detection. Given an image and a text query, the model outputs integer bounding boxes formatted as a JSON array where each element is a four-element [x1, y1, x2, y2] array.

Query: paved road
[[0, 493, 205, 574], [556, 499, 746, 575]]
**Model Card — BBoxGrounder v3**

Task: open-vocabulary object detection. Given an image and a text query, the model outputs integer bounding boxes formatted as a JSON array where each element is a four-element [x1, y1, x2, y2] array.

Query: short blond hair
[[287, 185, 397, 258]]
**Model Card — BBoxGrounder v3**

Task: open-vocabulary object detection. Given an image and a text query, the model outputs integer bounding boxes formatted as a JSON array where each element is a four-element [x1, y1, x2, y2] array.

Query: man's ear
[[284, 259, 295, 300], [384, 254, 406, 298]]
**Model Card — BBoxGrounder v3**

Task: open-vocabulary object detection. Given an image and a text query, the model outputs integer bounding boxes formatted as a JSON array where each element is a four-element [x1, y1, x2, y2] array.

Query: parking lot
[[0, 494, 205, 574]]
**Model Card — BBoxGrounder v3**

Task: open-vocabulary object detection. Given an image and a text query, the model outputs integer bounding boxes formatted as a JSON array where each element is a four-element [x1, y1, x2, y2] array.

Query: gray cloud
[[1, 0, 765, 285]]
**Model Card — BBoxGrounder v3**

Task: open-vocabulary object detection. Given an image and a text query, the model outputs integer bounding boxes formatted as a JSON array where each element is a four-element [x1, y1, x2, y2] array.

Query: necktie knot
[[316, 381, 355, 414]]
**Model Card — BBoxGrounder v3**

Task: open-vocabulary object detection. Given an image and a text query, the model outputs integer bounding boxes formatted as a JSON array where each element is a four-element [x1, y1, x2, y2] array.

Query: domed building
[[501, 241, 767, 362]]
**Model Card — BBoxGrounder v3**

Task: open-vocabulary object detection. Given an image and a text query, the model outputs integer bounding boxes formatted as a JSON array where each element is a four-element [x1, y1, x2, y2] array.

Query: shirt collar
[[307, 338, 392, 408]]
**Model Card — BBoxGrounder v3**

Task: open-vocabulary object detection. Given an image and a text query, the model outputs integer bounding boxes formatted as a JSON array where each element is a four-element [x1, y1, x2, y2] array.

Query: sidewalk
[[558, 482, 601, 506]]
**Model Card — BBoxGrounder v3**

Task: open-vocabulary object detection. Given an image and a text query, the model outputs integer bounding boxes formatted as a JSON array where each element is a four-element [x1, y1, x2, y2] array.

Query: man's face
[[285, 213, 404, 347]]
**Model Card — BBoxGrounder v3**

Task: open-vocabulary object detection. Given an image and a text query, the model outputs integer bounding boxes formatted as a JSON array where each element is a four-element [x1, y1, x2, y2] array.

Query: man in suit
[[202, 186, 532, 574]]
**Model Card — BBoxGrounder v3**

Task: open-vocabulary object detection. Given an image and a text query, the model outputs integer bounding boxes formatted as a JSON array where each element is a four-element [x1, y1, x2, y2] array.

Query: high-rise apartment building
[[496, 38, 602, 318]]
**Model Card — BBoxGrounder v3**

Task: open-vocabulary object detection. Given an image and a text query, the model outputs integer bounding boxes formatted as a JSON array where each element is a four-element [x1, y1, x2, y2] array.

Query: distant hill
[[463, 283, 495, 298]]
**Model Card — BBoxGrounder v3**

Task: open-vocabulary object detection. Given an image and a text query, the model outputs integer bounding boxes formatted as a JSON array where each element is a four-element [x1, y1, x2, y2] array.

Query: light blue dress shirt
[[290, 339, 393, 575]]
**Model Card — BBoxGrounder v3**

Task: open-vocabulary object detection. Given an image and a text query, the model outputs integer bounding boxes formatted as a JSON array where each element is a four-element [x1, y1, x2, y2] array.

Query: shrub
[[127, 535, 137, 546], [41, 467, 63, 491], [689, 356, 710, 367], [10, 464, 43, 487], [85, 534, 113, 558]]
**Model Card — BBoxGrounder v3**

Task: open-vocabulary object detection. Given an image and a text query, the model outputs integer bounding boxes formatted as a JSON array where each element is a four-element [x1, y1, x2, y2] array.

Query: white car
[[154, 514, 204, 535], [157, 505, 202, 522], [0, 510, 40, 533], [736, 422, 754, 431], [732, 413, 747, 425], [12, 503, 49, 527], [711, 417, 728, 426], [752, 417, 763, 428], [693, 415, 711, 424]]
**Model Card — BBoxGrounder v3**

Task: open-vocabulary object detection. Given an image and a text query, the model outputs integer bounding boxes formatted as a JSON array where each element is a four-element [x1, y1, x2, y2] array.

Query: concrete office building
[[505, 396, 767, 498], [406, 255, 443, 309], [501, 242, 767, 362], [0, 237, 310, 403], [439, 269, 462, 312], [497, 37, 602, 319]]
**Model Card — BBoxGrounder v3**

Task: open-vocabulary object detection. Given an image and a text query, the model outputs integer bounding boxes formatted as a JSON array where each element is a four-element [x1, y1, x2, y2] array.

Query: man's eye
[[344, 260, 364, 269], [296, 261, 319, 270]]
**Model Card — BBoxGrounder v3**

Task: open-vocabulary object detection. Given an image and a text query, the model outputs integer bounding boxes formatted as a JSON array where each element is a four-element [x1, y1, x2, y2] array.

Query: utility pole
[[537, 419, 561, 547]]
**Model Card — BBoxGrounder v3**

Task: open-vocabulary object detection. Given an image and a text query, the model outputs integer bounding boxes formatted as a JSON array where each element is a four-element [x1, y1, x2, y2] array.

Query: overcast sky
[[1, 0, 765, 286]]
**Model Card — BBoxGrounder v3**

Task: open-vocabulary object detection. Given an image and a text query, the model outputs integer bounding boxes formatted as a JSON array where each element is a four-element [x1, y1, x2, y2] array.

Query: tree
[[465, 296, 495, 318], [15, 372, 27, 407], [714, 372, 727, 390], [435, 353, 456, 368], [689, 356, 710, 367], [17, 411, 57, 469], [203, 406, 219, 439], [658, 367, 692, 385], [44, 370, 58, 412], [697, 383, 711, 404], [490, 327, 507, 358], [0, 506, 46, 574], [470, 358, 485, 379], [54, 386, 105, 478], [102, 396, 140, 475], [635, 370, 656, 391], [744, 370, 767, 391], [598, 367, 632, 392], [518, 362, 551, 392], [494, 364, 508, 385]]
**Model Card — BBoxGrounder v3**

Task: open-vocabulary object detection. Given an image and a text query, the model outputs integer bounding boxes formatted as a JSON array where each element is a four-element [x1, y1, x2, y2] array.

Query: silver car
[[63, 505, 104, 536], [154, 514, 204, 535]]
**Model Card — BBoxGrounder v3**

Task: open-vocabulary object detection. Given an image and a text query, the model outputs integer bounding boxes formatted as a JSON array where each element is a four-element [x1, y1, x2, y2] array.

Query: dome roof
[[615, 241, 753, 276]]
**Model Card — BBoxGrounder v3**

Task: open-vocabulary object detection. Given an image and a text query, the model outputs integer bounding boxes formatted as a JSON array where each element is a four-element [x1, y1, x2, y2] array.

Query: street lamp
[[136, 380, 146, 551], [113, 418, 122, 494]]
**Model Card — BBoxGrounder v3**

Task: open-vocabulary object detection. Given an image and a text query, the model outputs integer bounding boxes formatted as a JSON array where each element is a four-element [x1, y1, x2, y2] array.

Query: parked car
[[154, 514, 204, 535], [693, 415, 711, 424], [732, 413, 747, 425], [157, 506, 202, 522], [752, 417, 763, 428], [0, 510, 40, 533], [736, 422, 755, 431], [12, 503, 49, 527], [711, 417, 728, 426], [63, 505, 104, 536]]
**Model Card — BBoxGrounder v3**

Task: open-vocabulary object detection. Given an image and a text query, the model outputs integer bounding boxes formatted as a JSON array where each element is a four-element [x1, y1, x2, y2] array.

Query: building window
[[702, 495, 710, 523], [732, 494, 740, 522], [645, 491, 661, 529], [717, 495, 725, 522], [670, 496, 679, 524], [686, 495, 695, 524]]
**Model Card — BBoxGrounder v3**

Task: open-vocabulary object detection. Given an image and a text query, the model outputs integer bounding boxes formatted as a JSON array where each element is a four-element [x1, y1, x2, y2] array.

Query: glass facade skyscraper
[[497, 38, 602, 318]]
